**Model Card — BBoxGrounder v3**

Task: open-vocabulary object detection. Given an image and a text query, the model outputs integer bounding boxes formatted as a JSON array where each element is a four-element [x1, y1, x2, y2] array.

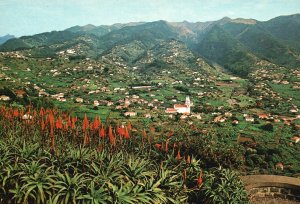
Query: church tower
[[185, 96, 191, 114]]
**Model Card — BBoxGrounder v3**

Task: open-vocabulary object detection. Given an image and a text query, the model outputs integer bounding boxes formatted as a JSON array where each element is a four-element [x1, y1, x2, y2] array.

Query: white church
[[165, 96, 191, 115]]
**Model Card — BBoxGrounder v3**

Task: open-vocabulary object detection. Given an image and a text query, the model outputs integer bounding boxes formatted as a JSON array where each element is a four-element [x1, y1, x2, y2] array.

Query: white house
[[75, 98, 84, 103], [93, 100, 99, 106], [0, 95, 10, 101], [124, 112, 137, 117]]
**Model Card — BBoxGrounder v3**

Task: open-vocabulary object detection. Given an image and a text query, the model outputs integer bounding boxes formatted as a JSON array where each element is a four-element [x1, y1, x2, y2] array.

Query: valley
[[0, 13, 300, 203]]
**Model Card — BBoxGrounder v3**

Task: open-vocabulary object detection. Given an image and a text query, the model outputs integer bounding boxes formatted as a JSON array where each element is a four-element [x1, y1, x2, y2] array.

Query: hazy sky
[[0, 0, 300, 37]]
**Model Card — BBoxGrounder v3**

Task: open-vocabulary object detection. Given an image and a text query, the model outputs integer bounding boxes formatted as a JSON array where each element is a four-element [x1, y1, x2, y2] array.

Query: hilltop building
[[165, 96, 191, 115]]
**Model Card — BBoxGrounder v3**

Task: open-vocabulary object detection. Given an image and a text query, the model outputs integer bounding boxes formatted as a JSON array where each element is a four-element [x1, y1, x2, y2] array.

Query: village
[[0, 50, 299, 145]]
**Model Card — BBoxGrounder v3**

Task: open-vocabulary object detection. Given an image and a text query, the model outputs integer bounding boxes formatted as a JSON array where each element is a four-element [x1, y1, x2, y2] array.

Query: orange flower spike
[[143, 129, 147, 139], [49, 111, 55, 128], [176, 150, 182, 161], [1, 105, 6, 115], [124, 127, 130, 139], [39, 107, 45, 117], [127, 122, 132, 130], [187, 155, 191, 164], [71, 117, 77, 130], [197, 171, 203, 186], [99, 126, 106, 138], [41, 118, 45, 131], [165, 140, 169, 152], [82, 113, 89, 132], [93, 116, 100, 130], [108, 125, 115, 146], [183, 169, 187, 181], [155, 143, 162, 149], [13, 109, 19, 117], [55, 116, 63, 130]]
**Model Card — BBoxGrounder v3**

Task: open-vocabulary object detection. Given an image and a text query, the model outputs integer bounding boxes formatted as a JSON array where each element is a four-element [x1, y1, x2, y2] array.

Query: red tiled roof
[[174, 104, 187, 108], [165, 108, 177, 113]]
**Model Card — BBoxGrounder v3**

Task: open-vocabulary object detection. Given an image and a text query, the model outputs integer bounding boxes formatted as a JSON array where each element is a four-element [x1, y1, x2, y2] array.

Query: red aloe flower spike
[[82, 113, 89, 132], [108, 125, 116, 146], [13, 109, 19, 117], [93, 116, 100, 130], [99, 125, 106, 138], [49, 111, 55, 128], [197, 170, 203, 186], [165, 140, 169, 152], [71, 117, 77, 130], [41, 118, 45, 131], [176, 150, 181, 161], [143, 129, 147, 139], [127, 122, 132, 130], [39, 107, 45, 117], [124, 127, 130, 139], [56, 116, 63, 130], [1, 105, 6, 116], [187, 155, 191, 164], [155, 144, 162, 149]]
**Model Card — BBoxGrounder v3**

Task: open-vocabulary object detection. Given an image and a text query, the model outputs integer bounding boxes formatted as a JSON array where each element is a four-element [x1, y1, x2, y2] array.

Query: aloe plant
[[52, 171, 90, 203], [201, 167, 249, 204], [20, 166, 54, 203], [78, 181, 111, 204]]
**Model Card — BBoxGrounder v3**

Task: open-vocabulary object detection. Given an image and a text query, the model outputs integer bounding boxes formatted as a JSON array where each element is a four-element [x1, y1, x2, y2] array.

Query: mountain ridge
[[1, 14, 300, 77], [0, 34, 15, 45]]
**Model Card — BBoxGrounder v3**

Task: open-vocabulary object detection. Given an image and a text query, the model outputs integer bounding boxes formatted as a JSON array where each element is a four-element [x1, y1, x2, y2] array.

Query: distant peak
[[82, 24, 96, 30], [83, 24, 96, 28], [155, 20, 168, 24], [231, 18, 257, 25], [220, 17, 232, 21], [2, 34, 15, 38]]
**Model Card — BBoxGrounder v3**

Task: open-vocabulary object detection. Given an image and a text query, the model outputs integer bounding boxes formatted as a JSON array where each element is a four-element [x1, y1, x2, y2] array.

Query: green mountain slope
[[196, 25, 256, 76], [262, 14, 300, 50], [221, 22, 300, 68], [97, 21, 178, 51], [0, 34, 15, 45], [0, 31, 80, 51]]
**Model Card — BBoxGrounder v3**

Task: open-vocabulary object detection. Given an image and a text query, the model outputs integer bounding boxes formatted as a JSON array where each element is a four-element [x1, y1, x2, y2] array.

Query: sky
[[0, 0, 300, 37]]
